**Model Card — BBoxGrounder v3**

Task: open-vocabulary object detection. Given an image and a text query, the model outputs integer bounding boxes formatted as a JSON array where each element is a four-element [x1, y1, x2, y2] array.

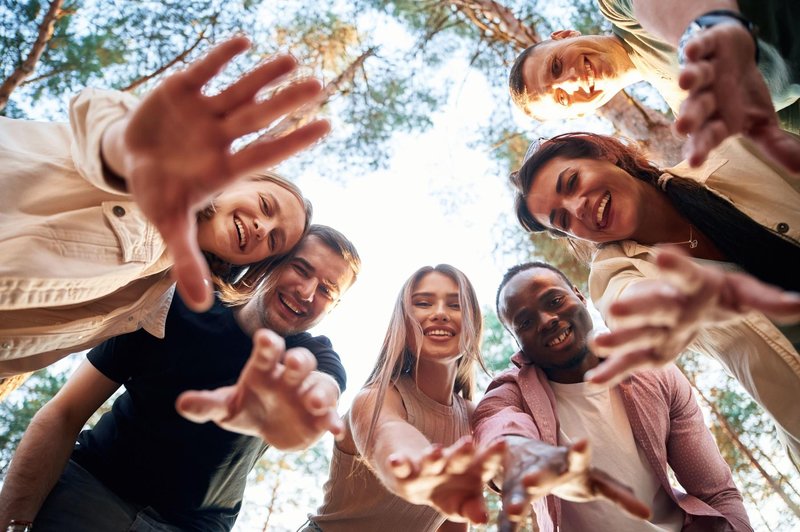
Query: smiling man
[[0, 224, 361, 531], [472, 262, 750, 532]]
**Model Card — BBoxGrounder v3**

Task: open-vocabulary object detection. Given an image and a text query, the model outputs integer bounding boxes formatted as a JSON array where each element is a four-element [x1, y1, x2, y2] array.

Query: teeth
[[547, 327, 572, 347], [596, 192, 610, 225], [234, 218, 247, 249], [426, 329, 454, 337], [279, 294, 303, 315], [584, 59, 595, 92]]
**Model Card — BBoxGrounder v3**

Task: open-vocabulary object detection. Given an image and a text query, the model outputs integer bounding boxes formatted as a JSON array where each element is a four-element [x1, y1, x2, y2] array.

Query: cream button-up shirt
[[0, 88, 174, 376]]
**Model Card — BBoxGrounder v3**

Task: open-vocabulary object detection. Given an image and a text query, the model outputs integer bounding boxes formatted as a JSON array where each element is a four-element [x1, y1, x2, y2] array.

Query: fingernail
[[782, 291, 800, 302]]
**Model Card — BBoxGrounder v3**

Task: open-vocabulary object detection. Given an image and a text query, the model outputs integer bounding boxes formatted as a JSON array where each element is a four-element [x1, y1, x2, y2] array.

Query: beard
[[548, 344, 590, 371]]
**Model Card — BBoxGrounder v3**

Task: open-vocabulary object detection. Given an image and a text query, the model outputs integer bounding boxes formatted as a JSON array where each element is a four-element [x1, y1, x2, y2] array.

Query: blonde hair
[[362, 264, 486, 452], [197, 171, 313, 305]]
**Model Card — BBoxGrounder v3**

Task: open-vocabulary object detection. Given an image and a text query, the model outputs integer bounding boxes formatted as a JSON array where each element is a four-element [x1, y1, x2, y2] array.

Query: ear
[[572, 285, 587, 304], [550, 29, 581, 40]]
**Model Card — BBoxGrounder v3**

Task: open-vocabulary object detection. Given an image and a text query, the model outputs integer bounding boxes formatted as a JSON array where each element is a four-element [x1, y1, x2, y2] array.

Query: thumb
[[176, 387, 234, 424], [164, 213, 214, 312], [752, 126, 800, 174]]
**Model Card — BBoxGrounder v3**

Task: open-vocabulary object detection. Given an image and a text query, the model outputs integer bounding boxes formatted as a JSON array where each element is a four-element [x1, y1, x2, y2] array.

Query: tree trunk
[[0, 0, 64, 112], [0, 373, 33, 402]]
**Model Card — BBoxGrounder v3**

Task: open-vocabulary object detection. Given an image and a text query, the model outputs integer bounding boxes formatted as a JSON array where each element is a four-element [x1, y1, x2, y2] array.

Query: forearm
[[369, 419, 433, 495], [0, 409, 79, 527], [632, 0, 739, 45]]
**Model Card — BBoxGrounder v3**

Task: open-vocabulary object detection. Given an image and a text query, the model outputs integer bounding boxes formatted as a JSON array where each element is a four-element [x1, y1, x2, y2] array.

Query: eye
[[292, 264, 309, 278], [448, 302, 461, 310], [268, 233, 276, 252], [560, 211, 570, 231], [414, 300, 431, 308], [550, 295, 565, 307], [260, 194, 273, 217], [551, 57, 562, 78], [556, 89, 569, 107], [319, 285, 334, 300], [517, 319, 532, 332], [567, 172, 577, 192]]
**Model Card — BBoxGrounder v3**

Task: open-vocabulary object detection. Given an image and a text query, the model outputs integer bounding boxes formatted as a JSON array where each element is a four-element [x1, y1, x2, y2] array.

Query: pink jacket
[[473, 353, 751, 532]]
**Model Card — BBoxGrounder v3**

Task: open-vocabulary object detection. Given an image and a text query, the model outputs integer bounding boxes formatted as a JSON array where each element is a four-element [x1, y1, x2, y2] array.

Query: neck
[[542, 346, 600, 384], [412, 357, 459, 405], [233, 299, 262, 337], [610, 35, 644, 85], [632, 186, 693, 246]]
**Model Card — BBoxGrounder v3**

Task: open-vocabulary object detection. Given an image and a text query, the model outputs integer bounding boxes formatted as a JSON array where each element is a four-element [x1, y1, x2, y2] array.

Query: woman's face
[[409, 271, 463, 361], [524, 155, 649, 243], [196, 180, 306, 265]]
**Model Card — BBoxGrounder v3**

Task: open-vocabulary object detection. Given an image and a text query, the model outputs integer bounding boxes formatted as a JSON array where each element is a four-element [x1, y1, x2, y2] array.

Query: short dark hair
[[495, 261, 573, 327], [508, 42, 545, 116], [307, 224, 362, 284]]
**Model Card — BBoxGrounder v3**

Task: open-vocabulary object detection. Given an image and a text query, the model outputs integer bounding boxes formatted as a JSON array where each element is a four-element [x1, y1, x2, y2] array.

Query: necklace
[[673, 225, 698, 248]]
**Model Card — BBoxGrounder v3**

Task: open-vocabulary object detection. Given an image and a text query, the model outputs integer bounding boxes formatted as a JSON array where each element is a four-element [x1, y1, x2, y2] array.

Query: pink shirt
[[472, 353, 751, 532]]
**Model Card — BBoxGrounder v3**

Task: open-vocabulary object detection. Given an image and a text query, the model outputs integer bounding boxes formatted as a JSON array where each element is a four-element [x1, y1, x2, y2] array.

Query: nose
[[555, 66, 581, 93], [297, 278, 317, 303], [537, 312, 559, 334], [252, 218, 271, 241], [564, 195, 588, 222], [431, 300, 451, 321]]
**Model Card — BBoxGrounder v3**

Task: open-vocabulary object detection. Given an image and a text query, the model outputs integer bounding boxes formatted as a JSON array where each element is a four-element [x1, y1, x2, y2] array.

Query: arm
[[632, 0, 800, 171], [663, 366, 752, 531], [99, 35, 331, 312], [0, 361, 120, 528], [588, 247, 800, 385], [176, 329, 343, 450], [349, 385, 503, 525]]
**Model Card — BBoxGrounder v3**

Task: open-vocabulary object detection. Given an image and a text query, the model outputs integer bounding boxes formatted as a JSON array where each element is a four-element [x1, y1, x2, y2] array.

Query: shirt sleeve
[[86, 327, 155, 385], [664, 365, 753, 531], [69, 87, 139, 194], [285, 333, 347, 393], [472, 369, 542, 449]]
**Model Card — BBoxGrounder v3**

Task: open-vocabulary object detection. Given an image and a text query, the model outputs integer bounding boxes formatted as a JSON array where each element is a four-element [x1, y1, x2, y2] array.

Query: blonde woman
[[305, 264, 504, 532]]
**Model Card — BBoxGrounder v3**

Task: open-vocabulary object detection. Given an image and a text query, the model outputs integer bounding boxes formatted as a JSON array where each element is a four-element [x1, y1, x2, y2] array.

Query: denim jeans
[[35, 460, 184, 531]]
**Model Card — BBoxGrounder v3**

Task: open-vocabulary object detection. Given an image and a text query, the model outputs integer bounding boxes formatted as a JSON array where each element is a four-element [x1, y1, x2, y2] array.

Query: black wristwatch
[[678, 10, 759, 66]]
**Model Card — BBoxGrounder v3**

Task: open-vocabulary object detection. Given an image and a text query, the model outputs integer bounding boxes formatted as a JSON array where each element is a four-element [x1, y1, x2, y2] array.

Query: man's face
[[499, 267, 594, 374], [521, 32, 631, 120], [257, 235, 355, 335]]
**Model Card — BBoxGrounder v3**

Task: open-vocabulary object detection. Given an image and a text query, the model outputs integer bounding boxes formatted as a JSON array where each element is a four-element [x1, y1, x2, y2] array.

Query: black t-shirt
[[72, 295, 346, 531]]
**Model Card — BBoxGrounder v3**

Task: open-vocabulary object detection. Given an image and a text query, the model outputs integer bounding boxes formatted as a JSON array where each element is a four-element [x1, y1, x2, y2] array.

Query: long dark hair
[[510, 132, 800, 291]]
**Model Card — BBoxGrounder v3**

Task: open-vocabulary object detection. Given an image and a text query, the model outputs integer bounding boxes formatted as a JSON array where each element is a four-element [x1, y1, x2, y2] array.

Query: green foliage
[[0, 369, 67, 475]]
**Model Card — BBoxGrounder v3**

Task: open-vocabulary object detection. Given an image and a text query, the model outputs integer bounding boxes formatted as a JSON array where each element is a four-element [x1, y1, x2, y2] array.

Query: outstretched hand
[[498, 437, 650, 532], [104, 35, 331, 311], [386, 437, 505, 524], [176, 329, 342, 450], [587, 247, 800, 386], [676, 24, 800, 172]]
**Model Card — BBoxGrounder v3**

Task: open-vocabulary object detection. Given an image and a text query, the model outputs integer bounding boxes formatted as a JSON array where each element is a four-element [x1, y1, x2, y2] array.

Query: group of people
[[0, 0, 798, 530]]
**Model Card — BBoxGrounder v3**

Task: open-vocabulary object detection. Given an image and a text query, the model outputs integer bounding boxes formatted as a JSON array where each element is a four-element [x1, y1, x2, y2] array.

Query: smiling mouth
[[583, 57, 596, 94], [234, 216, 247, 250], [279, 294, 305, 317], [425, 329, 455, 337], [596, 191, 611, 228], [546, 326, 573, 347]]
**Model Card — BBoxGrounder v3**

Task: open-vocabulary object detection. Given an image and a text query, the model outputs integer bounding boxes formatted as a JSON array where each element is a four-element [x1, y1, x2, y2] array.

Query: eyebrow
[[412, 292, 460, 298], [296, 257, 341, 293], [548, 168, 571, 226]]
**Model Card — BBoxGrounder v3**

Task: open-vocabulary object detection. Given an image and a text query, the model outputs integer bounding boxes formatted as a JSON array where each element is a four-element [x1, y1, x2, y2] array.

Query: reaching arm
[[588, 247, 800, 386], [176, 329, 342, 450], [663, 366, 752, 531], [632, 0, 800, 171], [99, 35, 331, 312], [349, 386, 503, 524], [0, 361, 120, 528]]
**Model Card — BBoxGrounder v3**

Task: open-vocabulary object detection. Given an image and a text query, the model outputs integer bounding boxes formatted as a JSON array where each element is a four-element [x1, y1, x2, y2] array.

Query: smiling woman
[[303, 264, 502, 532]]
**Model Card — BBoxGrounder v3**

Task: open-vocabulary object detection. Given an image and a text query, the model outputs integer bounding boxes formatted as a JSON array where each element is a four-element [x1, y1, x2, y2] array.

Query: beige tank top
[[307, 375, 471, 532]]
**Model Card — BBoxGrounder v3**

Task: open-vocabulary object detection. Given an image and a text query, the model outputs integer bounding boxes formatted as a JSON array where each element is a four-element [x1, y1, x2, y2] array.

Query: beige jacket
[[590, 136, 800, 465], [0, 89, 174, 376]]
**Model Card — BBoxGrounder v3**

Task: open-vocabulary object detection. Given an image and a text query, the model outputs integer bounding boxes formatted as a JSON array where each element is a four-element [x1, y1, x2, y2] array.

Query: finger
[[674, 91, 716, 136], [726, 273, 800, 322], [498, 500, 526, 532], [164, 214, 214, 312], [566, 439, 590, 473], [591, 326, 670, 357], [677, 60, 715, 92], [584, 349, 659, 385], [683, 118, 730, 167], [208, 54, 298, 113], [475, 439, 507, 481], [388, 453, 415, 480], [420, 445, 447, 476], [443, 438, 475, 475], [320, 409, 345, 439], [222, 78, 323, 140], [281, 347, 317, 387], [178, 36, 251, 92], [460, 496, 490, 525], [653, 247, 710, 295], [750, 124, 800, 174], [176, 386, 235, 423], [230, 118, 331, 175], [249, 329, 286, 372], [301, 378, 339, 416], [591, 471, 652, 520], [683, 32, 716, 63]]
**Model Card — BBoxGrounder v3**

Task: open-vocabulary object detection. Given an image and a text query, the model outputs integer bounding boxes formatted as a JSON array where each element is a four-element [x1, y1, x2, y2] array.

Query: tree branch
[[121, 27, 209, 92]]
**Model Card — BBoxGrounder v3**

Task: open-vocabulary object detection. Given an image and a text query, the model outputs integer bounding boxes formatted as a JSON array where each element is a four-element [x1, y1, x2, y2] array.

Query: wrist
[[99, 117, 133, 191], [678, 10, 759, 66]]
